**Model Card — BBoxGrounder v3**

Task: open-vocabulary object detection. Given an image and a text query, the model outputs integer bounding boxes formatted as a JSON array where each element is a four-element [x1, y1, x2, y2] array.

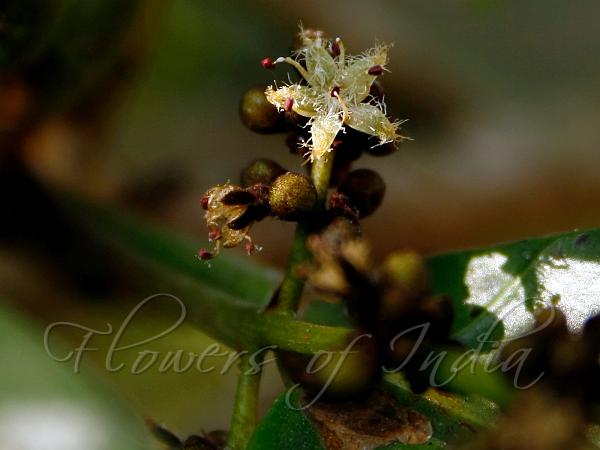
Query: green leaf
[[62, 198, 352, 354], [247, 391, 324, 450], [429, 228, 600, 347], [0, 302, 152, 450], [62, 196, 281, 349]]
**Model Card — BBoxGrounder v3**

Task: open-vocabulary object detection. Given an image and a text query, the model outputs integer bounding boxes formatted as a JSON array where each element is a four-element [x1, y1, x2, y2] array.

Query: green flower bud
[[378, 251, 430, 320], [269, 172, 316, 221], [239, 85, 281, 133], [381, 251, 429, 298], [239, 158, 286, 187], [339, 169, 385, 218]]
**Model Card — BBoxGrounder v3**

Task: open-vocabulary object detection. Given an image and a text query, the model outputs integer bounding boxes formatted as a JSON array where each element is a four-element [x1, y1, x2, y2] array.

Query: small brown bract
[[306, 389, 432, 449]]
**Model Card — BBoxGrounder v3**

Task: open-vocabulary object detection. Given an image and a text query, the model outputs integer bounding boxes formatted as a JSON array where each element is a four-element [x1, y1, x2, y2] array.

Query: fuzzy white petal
[[346, 103, 398, 144], [309, 113, 343, 161]]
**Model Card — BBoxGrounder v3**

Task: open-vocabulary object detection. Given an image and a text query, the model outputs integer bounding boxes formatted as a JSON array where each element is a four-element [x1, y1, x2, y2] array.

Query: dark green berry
[[239, 86, 281, 133], [182, 435, 216, 450], [332, 137, 363, 164], [365, 141, 397, 157], [339, 169, 386, 218], [269, 172, 316, 221], [240, 158, 286, 187]]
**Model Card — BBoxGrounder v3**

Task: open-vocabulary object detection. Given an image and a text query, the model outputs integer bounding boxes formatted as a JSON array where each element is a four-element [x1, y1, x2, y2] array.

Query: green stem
[[311, 152, 334, 206], [226, 351, 264, 450], [228, 153, 336, 444], [275, 222, 311, 312], [259, 313, 352, 354], [275, 153, 335, 312]]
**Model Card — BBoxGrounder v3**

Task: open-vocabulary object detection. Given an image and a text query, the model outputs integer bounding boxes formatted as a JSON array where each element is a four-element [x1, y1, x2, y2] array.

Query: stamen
[[200, 195, 209, 210], [208, 228, 221, 242], [330, 41, 340, 57], [368, 64, 383, 76], [261, 57, 276, 69], [198, 248, 214, 260], [331, 87, 349, 123], [284, 97, 294, 112], [335, 37, 345, 65], [277, 57, 310, 82]]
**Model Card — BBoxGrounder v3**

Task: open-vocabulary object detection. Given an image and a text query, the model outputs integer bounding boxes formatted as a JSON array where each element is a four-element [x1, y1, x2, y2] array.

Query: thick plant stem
[[275, 153, 334, 313], [226, 351, 263, 450]]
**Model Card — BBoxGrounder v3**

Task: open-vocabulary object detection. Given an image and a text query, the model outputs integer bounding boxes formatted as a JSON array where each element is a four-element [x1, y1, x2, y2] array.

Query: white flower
[[265, 29, 406, 161]]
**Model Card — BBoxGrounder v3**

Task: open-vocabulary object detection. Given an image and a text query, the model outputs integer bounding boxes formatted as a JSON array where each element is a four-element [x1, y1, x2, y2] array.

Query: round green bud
[[239, 158, 286, 187], [269, 172, 316, 221], [382, 251, 428, 296], [378, 251, 429, 320], [239, 85, 281, 133], [339, 169, 385, 218]]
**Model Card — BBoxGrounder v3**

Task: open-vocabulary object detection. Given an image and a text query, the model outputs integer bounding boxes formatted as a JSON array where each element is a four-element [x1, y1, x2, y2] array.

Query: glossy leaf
[[62, 197, 281, 349], [429, 228, 600, 347]]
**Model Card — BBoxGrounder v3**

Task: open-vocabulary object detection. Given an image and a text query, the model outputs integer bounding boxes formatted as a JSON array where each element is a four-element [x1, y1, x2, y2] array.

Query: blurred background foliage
[[1, 0, 600, 446]]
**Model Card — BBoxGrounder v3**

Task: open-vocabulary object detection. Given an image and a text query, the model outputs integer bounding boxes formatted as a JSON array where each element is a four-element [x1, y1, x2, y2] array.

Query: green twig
[[275, 222, 311, 312], [311, 153, 334, 206], [259, 313, 352, 354], [226, 351, 264, 450], [275, 153, 334, 313]]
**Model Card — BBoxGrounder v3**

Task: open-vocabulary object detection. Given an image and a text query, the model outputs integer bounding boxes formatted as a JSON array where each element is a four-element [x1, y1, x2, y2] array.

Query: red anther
[[331, 139, 344, 151], [261, 57, 276, 69], [368, 64, 383, 76], [198, 248, 214, 260], [208, 229, 221, 241], [330, 86, 341, 97], [245, 241, 255, 255], [200, 195, 209, 210], [284, 97, 294, 112], [330, 41, 341, 57]]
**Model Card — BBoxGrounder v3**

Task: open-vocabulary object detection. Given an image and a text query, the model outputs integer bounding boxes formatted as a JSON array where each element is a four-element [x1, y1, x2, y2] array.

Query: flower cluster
[[199, 27, 406, 259]]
